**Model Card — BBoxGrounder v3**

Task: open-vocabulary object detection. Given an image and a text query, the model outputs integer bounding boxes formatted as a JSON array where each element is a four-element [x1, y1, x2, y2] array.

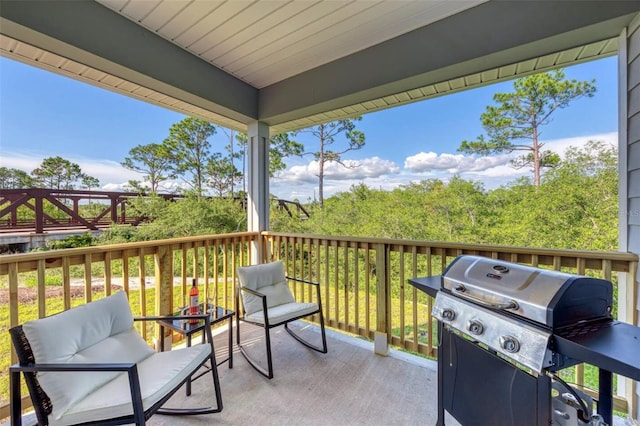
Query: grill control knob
[[441, 309, 456, 321], [500, 336, 520, 353], [467, 320, 484, 335]]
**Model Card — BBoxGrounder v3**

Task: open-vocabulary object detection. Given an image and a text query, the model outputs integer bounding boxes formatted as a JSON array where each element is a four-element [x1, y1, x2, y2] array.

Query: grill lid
[[441, 255, 613, 328]]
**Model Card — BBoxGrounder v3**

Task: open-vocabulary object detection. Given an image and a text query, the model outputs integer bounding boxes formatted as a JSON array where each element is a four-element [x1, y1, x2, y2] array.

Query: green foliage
[[163, 117, 217, 196], [121, 143, 175, 192], [300, 118, 366, 207], [43, 233, 96, 250], [0, 167, 33, 188], [206, 154, 242, 197], [274, 141, 618, 251], [459, 70, 596, 187], [98, 195, 246, 242], [31, 156, 99, 190], [269, 132, 304, 176]]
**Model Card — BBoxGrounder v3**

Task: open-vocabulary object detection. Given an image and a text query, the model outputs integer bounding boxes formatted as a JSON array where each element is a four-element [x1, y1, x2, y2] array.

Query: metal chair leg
[[284, 312, 328, 354], [237, 320, 274, 379]]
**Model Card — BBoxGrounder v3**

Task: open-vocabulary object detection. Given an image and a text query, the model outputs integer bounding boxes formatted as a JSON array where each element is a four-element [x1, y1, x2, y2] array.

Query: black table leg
[[186, 334, 192, 396], [228, 315, 233, 368]]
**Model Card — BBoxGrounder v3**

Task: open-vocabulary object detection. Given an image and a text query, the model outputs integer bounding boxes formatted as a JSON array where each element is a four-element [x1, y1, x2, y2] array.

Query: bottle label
[[190, 295, 199, 309]]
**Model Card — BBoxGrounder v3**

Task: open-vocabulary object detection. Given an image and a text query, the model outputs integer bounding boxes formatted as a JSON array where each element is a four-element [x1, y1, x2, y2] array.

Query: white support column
[[247, 121, 270, 264]]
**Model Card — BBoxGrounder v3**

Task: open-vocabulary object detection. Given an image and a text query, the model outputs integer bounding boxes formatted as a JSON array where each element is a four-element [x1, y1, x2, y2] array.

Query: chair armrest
[[238, 286, 267, 298], [10, 362, 146, 425], [286, 276, 323, 310], [286, 276, 319, 286], [10, 362, 136, 373]]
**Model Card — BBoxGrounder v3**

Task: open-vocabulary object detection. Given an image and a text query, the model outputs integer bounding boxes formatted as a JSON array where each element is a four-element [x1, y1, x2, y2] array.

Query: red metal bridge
[[0, 188, 309, 235]]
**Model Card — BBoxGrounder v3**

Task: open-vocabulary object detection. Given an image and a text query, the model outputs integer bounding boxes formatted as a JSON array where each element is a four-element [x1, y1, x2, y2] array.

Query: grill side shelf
[[407, 276, 440, 298], [553, 321, 640, 381]]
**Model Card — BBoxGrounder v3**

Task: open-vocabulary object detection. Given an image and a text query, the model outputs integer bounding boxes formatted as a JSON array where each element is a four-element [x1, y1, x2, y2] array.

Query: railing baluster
[[104, 251, 112, 296], [84, 254, 92, 304], [62, 257, 70, 311], [399, 247, 405, 349], [37, 259, 46, 318], [122, 252, 129, 295], [9, 263, 18, 365], [138, 248, 146, 340], [1, 231, 638, 418]]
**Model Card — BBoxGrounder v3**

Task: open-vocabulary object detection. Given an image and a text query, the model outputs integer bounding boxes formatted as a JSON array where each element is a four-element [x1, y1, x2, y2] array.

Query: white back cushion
[[237, 260, 295, 315], [22, 291, 154, 420]]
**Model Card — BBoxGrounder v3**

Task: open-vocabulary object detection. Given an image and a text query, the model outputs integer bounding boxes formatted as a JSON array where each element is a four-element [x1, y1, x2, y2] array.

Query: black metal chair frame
[[236, 275, 328, 379], [9, 314, 223, 426]]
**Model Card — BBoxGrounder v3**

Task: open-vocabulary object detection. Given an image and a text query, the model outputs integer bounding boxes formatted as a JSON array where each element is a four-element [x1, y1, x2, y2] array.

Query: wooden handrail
[[1, 231, 638, 420]]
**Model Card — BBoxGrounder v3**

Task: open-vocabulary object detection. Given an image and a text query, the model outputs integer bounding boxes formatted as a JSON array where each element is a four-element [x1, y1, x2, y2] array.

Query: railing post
[[619, 262, 639, 418], [154, 245, 173, 351], [375, 243, 390, 355]]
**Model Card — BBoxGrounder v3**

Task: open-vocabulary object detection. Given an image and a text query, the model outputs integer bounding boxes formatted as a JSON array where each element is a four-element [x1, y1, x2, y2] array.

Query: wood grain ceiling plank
[[155, 1, 223, 41], [0, 35, 18, 51], [186, 1, 263, 54], [139, 0, 191, 32], [221, 1, 352, 73], [174, 2, 250, 49], [214, 1, 318, 67], [535, 53, 559, 69], [117, 0, 160, 23], [557, 47, 583, 64], [578, 41, 609, 59], [242, 1, 485, 87], [98, 0, 128, 13], [237, 1, 412, 86], [206, 1, 314, 63]]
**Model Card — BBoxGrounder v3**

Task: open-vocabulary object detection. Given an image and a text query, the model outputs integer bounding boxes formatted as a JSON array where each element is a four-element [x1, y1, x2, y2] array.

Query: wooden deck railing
[[263, 232, 639, 417], [1, 231, 638, 420]]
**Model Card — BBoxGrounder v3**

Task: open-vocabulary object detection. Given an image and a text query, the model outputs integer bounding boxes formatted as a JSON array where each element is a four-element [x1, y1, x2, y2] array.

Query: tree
[[269, 132, 304, 176], [31, 156, 96, 190], [458, 70, 596, 187], [301, 118, 365, 207], [163, 117, 216, 196], [0, 167, 33, 189], [121, 143, 174, 193], [206, 154, 242, 197], [235, 131, 303, 194], [80, 174, 101, 190], [221, 129, 242, 197]]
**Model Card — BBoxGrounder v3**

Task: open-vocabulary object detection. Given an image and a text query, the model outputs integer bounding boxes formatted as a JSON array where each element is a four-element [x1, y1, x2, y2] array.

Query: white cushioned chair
[[236, 260, 327, 379], [9, 291, 223, 426]]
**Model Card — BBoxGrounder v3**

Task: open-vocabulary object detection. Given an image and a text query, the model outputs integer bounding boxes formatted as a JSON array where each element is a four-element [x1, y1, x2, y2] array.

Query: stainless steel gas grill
[[409, 255, 640, 426]]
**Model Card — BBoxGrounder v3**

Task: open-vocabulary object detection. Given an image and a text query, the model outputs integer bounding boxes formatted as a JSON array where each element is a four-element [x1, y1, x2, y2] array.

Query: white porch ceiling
[[97, 0, 485, 89]]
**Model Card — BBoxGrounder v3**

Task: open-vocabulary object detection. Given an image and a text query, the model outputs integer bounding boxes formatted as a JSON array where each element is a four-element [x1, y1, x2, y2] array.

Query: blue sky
[[0, 55, 618, 201]]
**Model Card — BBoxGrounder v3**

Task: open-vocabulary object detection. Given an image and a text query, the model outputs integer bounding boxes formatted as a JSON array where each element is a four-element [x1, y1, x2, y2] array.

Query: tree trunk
[[533, 126, 540, 188]]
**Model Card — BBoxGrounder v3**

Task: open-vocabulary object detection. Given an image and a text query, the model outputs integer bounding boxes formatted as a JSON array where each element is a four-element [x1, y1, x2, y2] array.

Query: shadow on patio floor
[[149, 322, 439, 425]]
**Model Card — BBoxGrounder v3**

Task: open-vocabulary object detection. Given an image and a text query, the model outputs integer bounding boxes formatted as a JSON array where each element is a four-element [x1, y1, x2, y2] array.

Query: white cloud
[[542, 132, 618, 156], [275, 156, 399, 184], [402, 132, 619, 187], [404, 152, 513, 173]]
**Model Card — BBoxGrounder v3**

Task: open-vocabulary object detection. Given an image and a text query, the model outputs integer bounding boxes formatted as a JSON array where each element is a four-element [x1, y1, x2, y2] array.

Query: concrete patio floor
[[149, 322, 439, 425]]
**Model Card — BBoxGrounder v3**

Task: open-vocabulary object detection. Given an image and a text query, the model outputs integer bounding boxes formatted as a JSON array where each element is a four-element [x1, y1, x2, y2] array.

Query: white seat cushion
[[52, 344, 212, 426], [245, 302, 319, 325], [22, 292, 154, 420], [237, 261, 295, 315]]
